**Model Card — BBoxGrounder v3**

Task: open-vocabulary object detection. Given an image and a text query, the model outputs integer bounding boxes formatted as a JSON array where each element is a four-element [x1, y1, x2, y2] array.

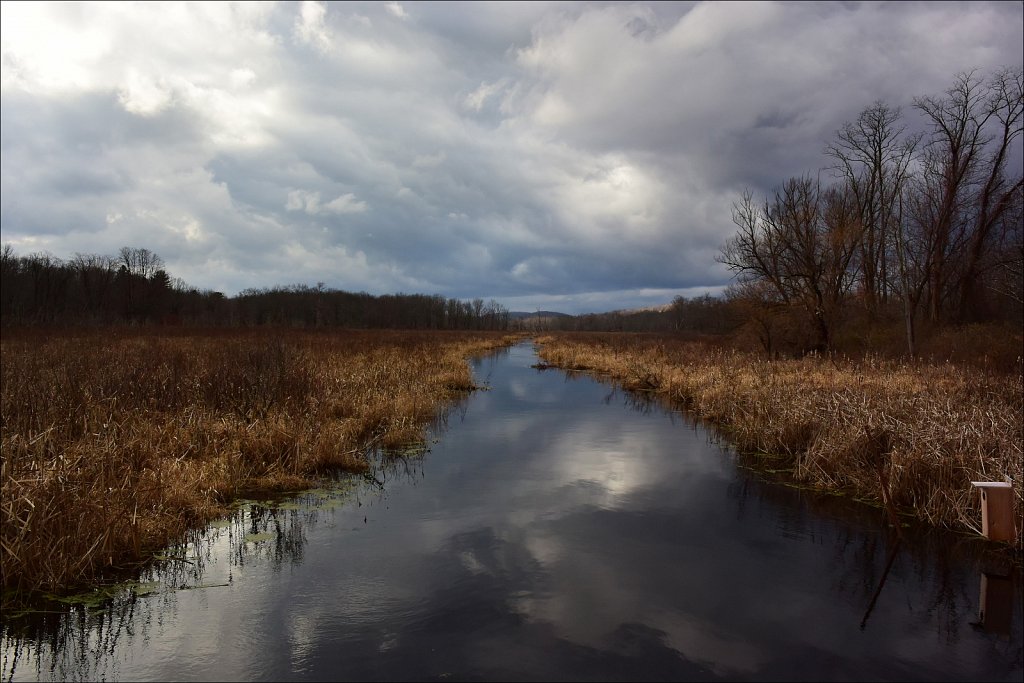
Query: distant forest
[[0, 245, 512, 331], [0, 240, 751, 335]]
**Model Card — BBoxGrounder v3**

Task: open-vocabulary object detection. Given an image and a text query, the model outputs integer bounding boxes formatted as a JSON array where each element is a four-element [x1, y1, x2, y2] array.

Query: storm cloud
[[2, 1, 1021, 313]]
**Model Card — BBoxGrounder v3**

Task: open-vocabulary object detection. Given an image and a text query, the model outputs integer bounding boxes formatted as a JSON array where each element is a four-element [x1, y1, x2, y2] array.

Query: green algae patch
[[128, 581, 161, 596], [152, 553, 194, 563], [178, 582, 230, 591], [386, 442, 430, 458], [43, 579, 162, 607]]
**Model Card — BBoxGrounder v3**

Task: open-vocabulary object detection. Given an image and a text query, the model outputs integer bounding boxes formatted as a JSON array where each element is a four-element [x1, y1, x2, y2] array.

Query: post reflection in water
[[2, 342, 1021, 682], [978, 572, 1015, 638]]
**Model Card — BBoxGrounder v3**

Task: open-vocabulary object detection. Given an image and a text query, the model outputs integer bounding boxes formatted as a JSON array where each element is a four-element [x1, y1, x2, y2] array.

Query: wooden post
[[970, 481, 1016, 543]]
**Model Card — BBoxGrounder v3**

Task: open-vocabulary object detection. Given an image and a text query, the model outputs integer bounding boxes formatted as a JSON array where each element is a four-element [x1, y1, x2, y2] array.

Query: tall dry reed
[[1, 328, 520, 603], [535, 332, 1022, 544]]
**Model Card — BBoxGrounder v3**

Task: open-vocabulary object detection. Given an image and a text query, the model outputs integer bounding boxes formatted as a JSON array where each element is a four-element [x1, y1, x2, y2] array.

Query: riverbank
[[534, 332, 1022, 545], [0, 328, 521, 604]]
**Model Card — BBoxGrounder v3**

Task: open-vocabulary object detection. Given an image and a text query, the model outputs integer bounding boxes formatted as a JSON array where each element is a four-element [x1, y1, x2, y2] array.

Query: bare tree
[[70, 253, 116, 319], [826, 101, 920, 318], [118, 246, 164, 279], [912, 68, 1024, 322], [117, 247, 164, 319], [719, 176, 860, 353], [987, 190, 1024, 311]]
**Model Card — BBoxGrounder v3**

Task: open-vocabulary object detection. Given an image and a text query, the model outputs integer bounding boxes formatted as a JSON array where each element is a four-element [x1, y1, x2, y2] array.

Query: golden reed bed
[[1, 328, 520, 604]]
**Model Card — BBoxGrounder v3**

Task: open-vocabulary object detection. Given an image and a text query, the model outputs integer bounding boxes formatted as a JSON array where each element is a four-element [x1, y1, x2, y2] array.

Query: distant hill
[[575, 304, 673, 317], [615, 304, 673, 314], [508, 310, 573, 320]]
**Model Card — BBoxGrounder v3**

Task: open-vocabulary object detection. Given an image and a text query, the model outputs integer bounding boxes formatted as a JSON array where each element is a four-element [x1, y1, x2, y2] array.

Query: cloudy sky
[[2, 1, 1021, 314]]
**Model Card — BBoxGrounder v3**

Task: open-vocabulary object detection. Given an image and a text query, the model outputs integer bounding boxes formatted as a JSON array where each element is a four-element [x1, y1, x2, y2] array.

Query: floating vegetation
[[129, 581, 161, 596], [42, 579, 162, 608], [152, 553, 195, 565], [44, 589, 119, 608], [386, 441, 431, 458]]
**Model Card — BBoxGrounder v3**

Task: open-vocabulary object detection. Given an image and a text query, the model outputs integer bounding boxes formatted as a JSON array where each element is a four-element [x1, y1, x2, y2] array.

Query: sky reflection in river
[[2, 342, 1021, 682]]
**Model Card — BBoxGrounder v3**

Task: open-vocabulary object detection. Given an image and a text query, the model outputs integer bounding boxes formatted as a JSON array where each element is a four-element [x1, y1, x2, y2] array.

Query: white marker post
[[970, 481, 1016, 543]]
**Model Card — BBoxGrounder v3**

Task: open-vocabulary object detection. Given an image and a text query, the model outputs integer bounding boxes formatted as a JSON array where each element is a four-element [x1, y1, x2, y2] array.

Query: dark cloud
[[1, 1, 1021, 313]]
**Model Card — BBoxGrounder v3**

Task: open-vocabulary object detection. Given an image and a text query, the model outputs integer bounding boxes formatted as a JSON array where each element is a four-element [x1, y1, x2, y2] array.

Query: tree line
[[513, 294, 738, 334], [0, 245, 511, 330], [718, 68, 1023, 356]]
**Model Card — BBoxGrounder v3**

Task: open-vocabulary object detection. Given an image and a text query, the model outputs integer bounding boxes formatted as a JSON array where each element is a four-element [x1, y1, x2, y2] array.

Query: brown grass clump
[[1, 328, 520, 603], [535, 332, 1022, 544]]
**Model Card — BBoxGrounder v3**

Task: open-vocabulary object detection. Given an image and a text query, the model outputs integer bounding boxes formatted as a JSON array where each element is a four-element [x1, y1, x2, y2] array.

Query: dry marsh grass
[[535, 332, 1022, 544], [1, 328, 520, 603]]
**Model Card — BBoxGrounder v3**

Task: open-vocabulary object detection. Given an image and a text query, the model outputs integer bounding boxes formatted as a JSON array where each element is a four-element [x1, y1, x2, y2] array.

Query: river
[[2, 341, 1021, 681]]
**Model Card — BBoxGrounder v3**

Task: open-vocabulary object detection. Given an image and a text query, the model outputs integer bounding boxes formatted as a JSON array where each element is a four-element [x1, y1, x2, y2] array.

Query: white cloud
[[294, 0, 331, 52], [384, 3, 408, 21], [286, 190, 320, 214], [229, 68, 257, 89], [463, 78, 509, 112], [286, 190, 368, 215], [323, 193, 368, 214], [117, 69, 173, 115]]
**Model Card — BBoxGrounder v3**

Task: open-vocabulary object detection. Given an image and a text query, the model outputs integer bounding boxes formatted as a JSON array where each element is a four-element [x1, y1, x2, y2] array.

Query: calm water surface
[[2, 341, 1021, 681]]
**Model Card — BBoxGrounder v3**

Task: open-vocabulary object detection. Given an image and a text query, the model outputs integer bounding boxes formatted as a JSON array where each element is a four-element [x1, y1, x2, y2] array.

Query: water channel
[[2, 341, 1021, 681]]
